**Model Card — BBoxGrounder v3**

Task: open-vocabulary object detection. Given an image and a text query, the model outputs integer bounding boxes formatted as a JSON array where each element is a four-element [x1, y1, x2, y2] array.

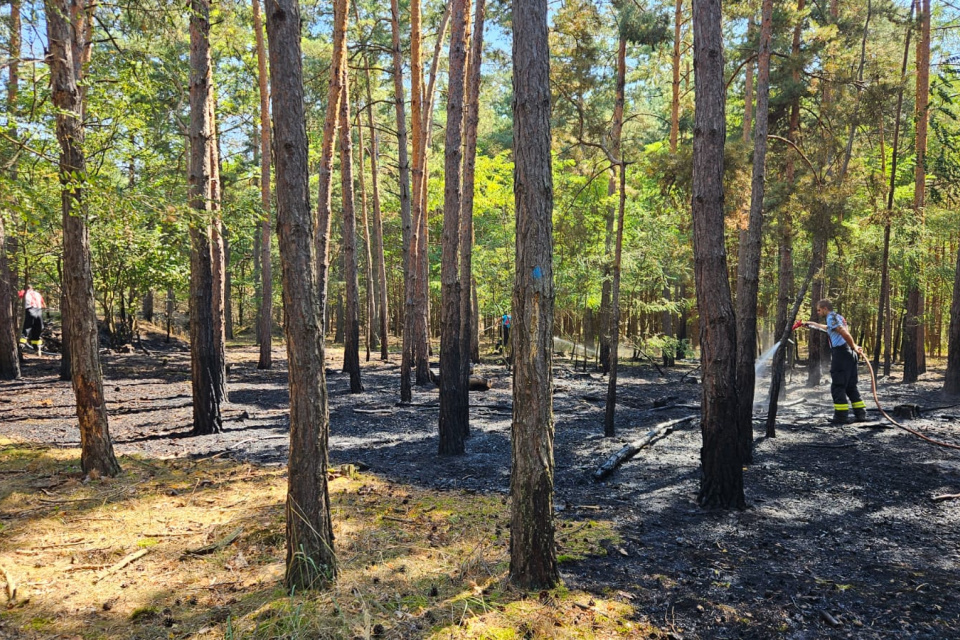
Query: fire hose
[[792, 320, 960, 451]]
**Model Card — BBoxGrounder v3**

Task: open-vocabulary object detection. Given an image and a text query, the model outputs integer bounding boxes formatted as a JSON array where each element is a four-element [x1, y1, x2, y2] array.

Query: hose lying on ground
[[860, 356, 960, 451]]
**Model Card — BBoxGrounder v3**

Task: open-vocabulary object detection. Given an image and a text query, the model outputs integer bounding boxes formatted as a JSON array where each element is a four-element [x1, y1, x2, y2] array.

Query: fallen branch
[[1, 563, 16, 601], [593, 416, 696, 482], [93, 548, 149, 584], [932, 493, 960, 502], [181, 526, 243, 558]]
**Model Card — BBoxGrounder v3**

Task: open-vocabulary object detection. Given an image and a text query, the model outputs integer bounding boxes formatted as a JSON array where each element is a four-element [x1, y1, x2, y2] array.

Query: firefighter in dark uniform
[[803, 299, 866, 424]]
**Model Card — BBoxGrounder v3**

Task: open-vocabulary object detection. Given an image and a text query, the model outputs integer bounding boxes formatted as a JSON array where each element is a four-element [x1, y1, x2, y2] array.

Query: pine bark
[[734, 0, 772, 465], [439, 0, 470, 455], [265, 0, 337, 590], [603, 165, 627, 437], [0, 0, 21, 380], [356, 116, 375, 362], [409, 0, 427, 387], [904, 0, 930, 384], [339, 76, 364, 393], [510, 0, 558, 588], [670, 0, 682, 152], [188, 0, 223, 435], [691, 0, 743, 510], [46, 0, 120, 477], [390, 0, 414, 401], [209, 101, 227, 407], [945, 243, 960, 395], [461, 0, 485, 368], [253, 0, 273, 370], [317, 0, 348, 333], [0, 213, 17, 380], [362, 55, 389, 361]]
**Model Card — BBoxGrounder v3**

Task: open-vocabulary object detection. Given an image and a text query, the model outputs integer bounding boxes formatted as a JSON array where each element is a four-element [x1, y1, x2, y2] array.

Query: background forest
[[2, 0, 958, 381]]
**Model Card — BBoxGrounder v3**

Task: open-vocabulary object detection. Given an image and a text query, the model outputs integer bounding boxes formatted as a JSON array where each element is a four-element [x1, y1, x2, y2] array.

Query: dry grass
[[0, 438, 654, 639]]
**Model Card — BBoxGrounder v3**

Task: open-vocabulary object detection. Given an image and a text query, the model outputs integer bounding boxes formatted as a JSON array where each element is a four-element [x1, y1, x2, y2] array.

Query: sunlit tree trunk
[[390, 0, 414, 400], [265, 0, 337, 591], [0, 0, 21, 380], [252, 0, 273, 370], [339, 75, 364, 393], [691, 0, 743, 509], [209, 100, 227, 407], [188, 0, 222, 435], [362, 53, 389, 361], [734, 0, 772, 465], [356, 115, 375, 363], [461, 0, 485, 368], [317, 0, 348, 333], [46, 0, 121, 476], [510, 0, 558, 588]]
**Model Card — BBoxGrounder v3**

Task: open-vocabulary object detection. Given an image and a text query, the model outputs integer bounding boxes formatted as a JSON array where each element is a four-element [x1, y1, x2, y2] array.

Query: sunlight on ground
[[0, 438, 653, 639]]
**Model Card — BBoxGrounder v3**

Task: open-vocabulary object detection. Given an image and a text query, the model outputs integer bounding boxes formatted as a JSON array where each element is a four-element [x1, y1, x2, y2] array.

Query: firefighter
[[803, 299, 866, 424]]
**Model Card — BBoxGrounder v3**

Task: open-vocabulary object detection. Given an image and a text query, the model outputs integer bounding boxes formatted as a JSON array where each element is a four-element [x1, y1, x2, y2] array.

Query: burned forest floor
[[1, 326, 959, 639]]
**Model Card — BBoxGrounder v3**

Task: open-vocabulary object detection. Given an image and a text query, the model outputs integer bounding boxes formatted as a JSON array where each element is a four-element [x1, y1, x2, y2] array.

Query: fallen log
[[1, 563, 16, 601], [469, 375, 491, 391], [593, 416, 696, 482], [932, 493, 960, 502], [181, 526, 244, 558], [93, 548, 149, 584]]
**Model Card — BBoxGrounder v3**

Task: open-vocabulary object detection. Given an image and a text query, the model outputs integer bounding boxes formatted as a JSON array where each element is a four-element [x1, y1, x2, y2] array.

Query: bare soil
[[2, 328, 959, 639]]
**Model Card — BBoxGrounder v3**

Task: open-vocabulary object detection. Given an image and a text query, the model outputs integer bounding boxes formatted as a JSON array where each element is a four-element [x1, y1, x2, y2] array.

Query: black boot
[[830, 410, 849, 425], [853, 408, 867, 422]]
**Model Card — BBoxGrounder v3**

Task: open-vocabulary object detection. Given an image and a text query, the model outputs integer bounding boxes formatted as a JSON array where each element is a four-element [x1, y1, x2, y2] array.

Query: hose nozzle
[[792, 320, 805, 331]]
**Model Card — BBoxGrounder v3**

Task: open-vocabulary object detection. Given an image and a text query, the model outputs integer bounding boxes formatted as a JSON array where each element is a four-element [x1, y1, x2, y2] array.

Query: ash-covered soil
[[2, 329, 959, 639]]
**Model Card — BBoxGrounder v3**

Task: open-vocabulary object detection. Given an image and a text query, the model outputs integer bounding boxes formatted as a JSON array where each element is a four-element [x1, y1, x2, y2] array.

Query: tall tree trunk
[[253, 0, 273, 370], [209, 101, 227, 407], [224, 232, 233, 340], [439, 0, 469, 455], [603, 165, 627, 437], [742, 15, 753, 144], [691, 0, 743, 510], [409, 0, 427, 387], [461, 0, 485, 370], [599, 35, 627, 375], [356, 115, 375, 362], [188, 0, 222, 435], [766, 246, 824, 436], [510, 0, 558, 588], [734, 0, 772, 465], [362, 53, 389, 361], [317, 0, 348, 334], [875, 8, 912, 376], [339, 76, 364, 393], [390, 0, 414, 400], [46, 0, 120, 477], [411, 5, 452, 386], [0, 213, 17, 380], [670, 0, 682, 152], [945, 242, 960, 395], [0, 0, 20, 381], [904, 0, 930, 384], [265, 0, 337, 590]]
